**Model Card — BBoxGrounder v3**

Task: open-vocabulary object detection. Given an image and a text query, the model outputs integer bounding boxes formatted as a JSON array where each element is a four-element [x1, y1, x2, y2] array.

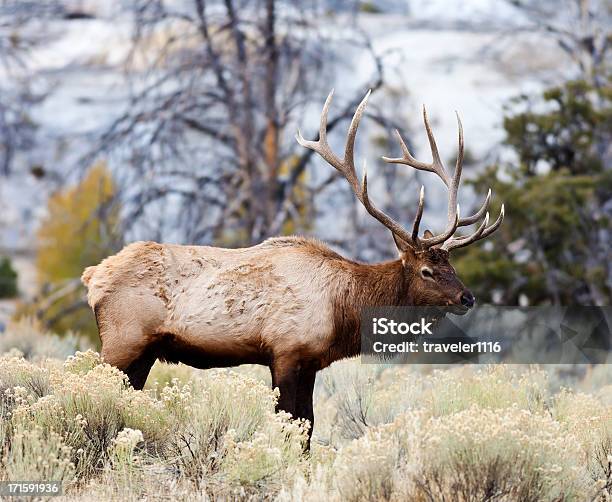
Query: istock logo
[[372, 317, 433, 335], [361, 306, 611, 365]]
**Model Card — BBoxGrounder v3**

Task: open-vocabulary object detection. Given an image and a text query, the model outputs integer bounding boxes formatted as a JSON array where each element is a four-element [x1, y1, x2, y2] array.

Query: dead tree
[[95, 0, 399, 247]]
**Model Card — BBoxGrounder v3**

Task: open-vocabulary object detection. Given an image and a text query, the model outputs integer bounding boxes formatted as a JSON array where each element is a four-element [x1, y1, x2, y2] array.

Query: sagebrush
[[0, 327, 610, 501]]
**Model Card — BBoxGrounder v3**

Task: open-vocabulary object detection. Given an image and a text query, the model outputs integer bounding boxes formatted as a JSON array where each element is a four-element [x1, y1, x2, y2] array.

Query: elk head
[[297, 90, 504, 314]]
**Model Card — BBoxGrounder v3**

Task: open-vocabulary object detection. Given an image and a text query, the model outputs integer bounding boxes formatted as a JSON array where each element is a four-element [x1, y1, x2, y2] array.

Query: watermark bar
[[360, 306, 612, 364], [0, 481, 62, 496]]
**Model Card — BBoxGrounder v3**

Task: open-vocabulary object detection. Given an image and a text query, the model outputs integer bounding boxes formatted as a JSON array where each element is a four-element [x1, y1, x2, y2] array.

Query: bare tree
[[0, 1, 110, 179], [0, 1, 58, 175], [95, 0, 401, 246]]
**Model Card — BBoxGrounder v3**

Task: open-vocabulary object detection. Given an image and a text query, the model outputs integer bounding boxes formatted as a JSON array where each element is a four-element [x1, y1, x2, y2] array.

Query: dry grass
[[0, 325, 610, 501]]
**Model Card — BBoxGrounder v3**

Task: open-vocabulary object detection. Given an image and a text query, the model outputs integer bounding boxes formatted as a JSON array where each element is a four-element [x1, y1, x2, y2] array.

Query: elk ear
[[423, 229, 434, 239], [392, 232, 412, 254]]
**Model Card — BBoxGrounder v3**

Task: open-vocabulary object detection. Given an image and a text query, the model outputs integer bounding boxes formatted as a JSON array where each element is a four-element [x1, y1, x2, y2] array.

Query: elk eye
[[421, 267, 434, 280]]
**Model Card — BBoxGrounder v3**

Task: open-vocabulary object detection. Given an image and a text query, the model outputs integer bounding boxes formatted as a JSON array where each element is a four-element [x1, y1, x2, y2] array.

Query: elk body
[[82, 91, 503, 446]]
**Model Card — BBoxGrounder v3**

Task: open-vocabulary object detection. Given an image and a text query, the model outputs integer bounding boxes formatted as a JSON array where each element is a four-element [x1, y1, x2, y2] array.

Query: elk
[[82, 90, 503, 447]]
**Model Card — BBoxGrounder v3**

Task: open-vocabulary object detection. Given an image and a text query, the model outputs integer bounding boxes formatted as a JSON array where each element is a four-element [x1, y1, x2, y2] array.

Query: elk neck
[[344, 258, 410, 308], [327, 258, 411, 363]]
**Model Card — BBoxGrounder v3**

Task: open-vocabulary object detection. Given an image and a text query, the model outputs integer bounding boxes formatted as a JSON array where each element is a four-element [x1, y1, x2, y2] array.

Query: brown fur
[[83, 235, 472, 448]]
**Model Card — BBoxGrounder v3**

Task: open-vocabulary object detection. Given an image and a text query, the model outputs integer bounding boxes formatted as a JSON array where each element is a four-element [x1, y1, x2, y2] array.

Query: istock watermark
[[361, 306, 611, 364], [372, 317, 434, 335]]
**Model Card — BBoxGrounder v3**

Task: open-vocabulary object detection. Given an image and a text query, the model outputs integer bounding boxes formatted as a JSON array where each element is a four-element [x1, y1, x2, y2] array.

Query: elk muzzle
[[458, 290, 475, 309]]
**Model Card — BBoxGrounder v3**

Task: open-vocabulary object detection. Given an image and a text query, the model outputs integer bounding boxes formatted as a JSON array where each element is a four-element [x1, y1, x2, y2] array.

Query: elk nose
[[460, 291, 475, 308]]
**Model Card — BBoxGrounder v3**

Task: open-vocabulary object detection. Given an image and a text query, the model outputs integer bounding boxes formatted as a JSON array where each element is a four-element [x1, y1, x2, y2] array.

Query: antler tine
[[381, 108, 450, 185], [444, 204, 505, 251], [345, 90, 371, 171], [297, 90, 416, 247], [360, 163, 421, 245], [317, 89, 333, 145], [412, 185, 425, 243], [479, 204, 505, 238], [418, 112, 463, 248], [459, 188, 491, 226], [448, 116, 495, 228], [422, 106, 448, 183], [446, 112, 463, 224], [296, 90, 349, 183], [442, 212, 489, 251], [420, 204, 461, 247], [382, 107, 467, 249]]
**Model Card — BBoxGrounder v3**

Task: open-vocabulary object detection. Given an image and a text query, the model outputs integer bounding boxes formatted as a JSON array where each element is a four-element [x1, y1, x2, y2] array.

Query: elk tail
[[81, 265, 97, 287]]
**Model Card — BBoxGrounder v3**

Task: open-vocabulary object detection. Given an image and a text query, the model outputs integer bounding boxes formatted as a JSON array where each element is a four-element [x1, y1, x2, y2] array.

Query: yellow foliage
[[279, 154, 312, 236], [33, 162, 122, 336], [37, 162, 120, 284]]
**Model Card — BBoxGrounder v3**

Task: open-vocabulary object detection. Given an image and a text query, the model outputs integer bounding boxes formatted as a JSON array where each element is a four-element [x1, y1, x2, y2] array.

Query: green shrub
[[455, 78, 612, 305], [0, 256, 17, 298], [358, 1, 383, 13]]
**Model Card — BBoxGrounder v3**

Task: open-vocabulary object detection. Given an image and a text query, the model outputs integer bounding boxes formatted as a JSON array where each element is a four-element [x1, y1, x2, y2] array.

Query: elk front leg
[[295, 368, 316, 451], [270, 358, 299, 418]]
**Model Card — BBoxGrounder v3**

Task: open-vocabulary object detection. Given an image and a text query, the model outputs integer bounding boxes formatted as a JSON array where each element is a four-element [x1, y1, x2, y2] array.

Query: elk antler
[[296, 90, 504, 251], [382, 106, 504, 250], [296, 90, 417, 247]]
